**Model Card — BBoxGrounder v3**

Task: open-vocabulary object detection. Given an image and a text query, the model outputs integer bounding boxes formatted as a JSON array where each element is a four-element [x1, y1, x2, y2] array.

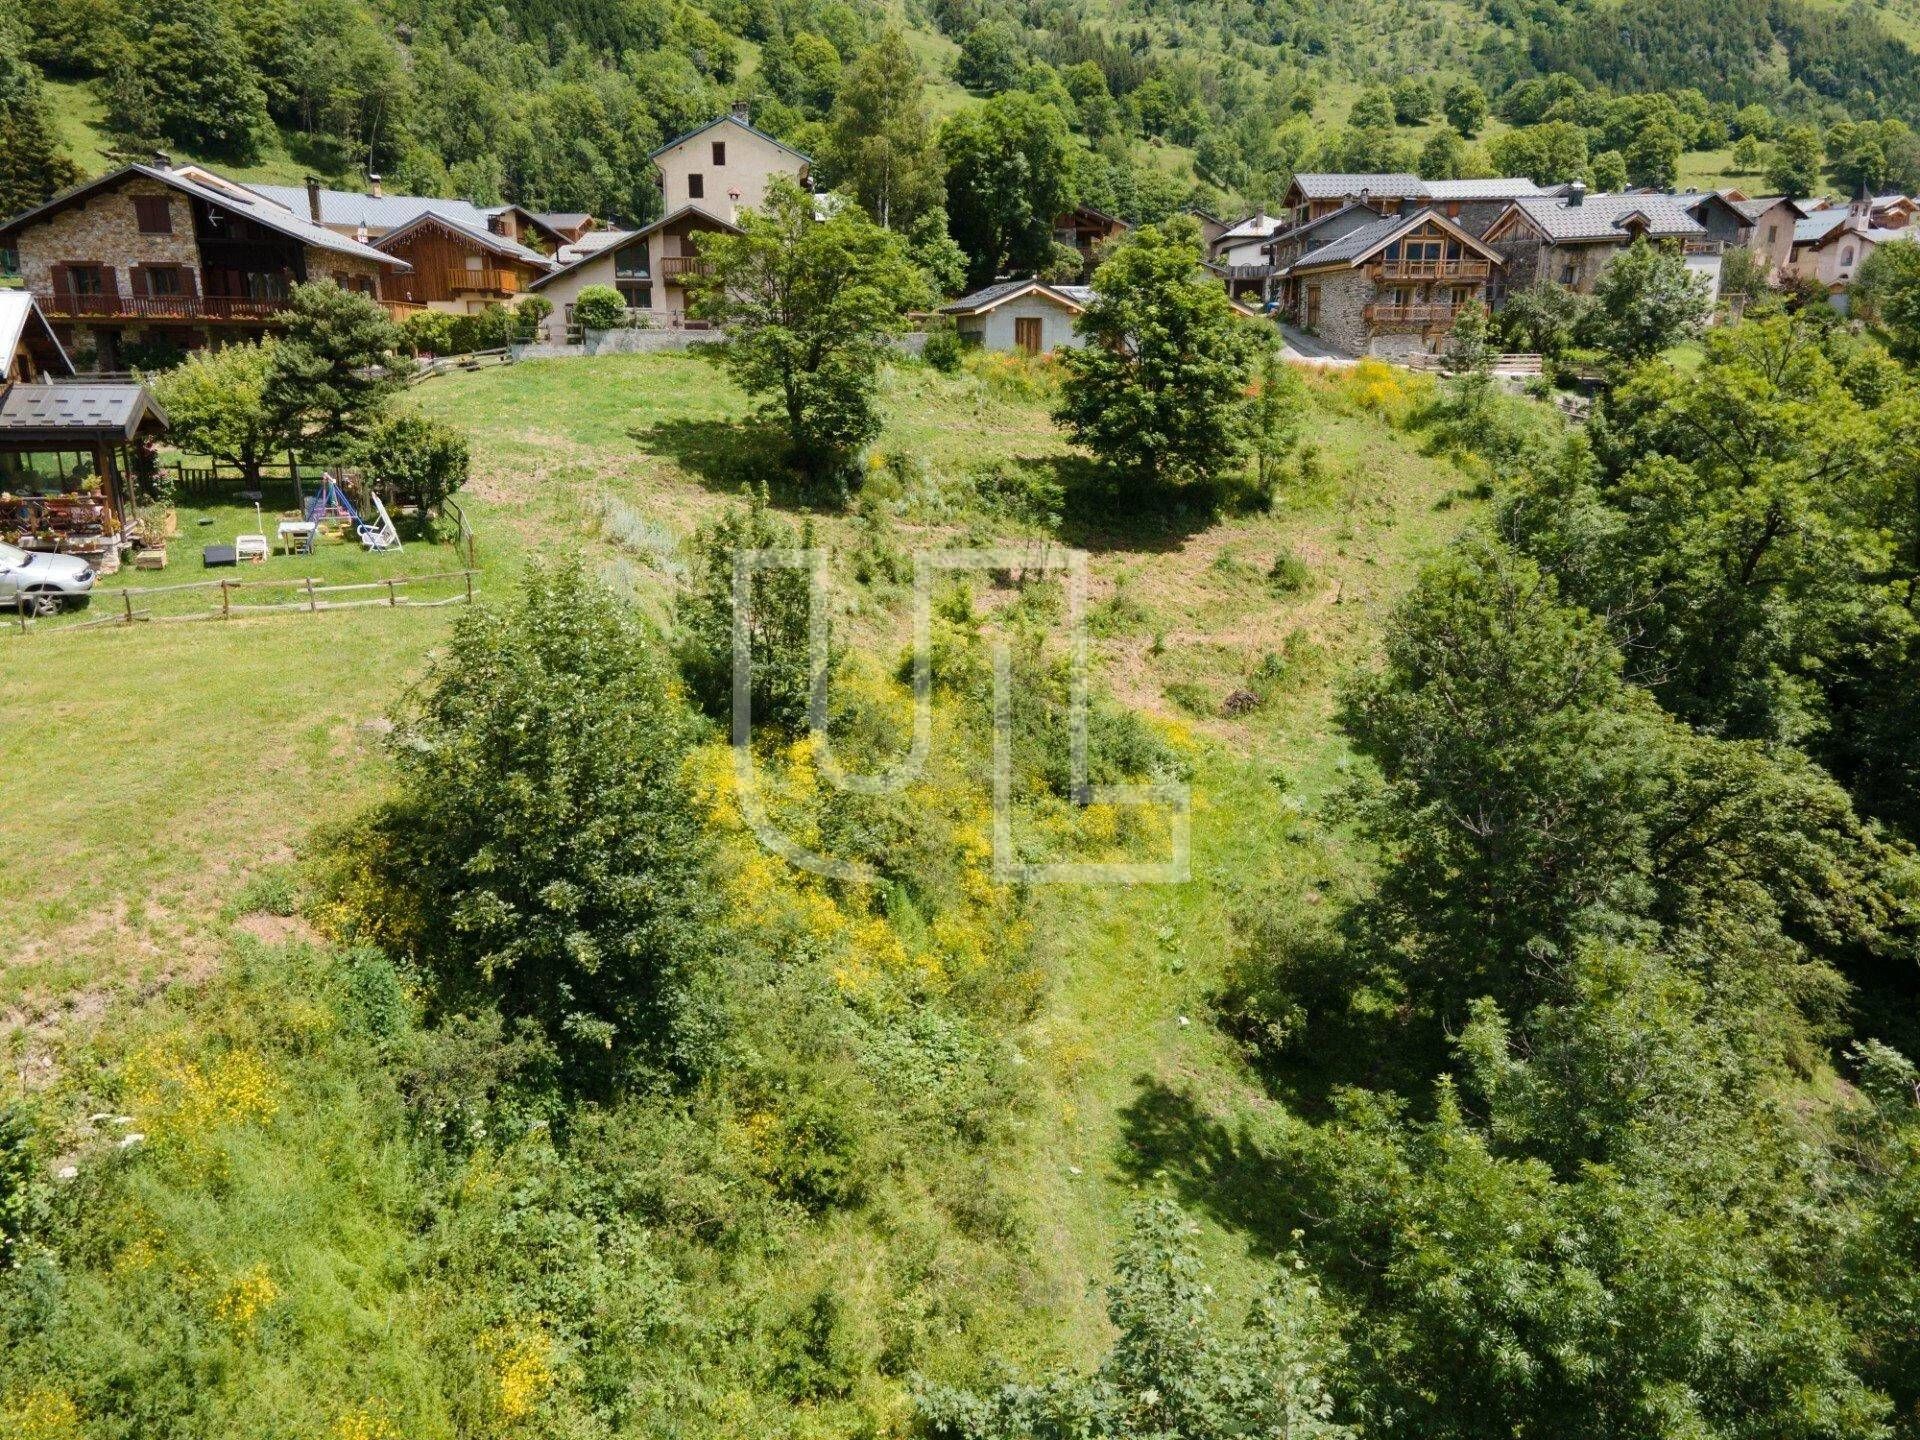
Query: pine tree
[[0, 35, 80, 215]]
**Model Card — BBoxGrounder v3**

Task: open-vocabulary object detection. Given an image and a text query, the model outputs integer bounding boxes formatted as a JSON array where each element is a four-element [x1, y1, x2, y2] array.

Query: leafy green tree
[[354, 409, 469, 515], [265, 280, 407, 448], [0, 30, 80, 216], [1390, 75, 1434, 125], [1249, 349, 1308, 496], [1418, 127, 1470, 181], [1492, 280, 1592, 358], [1347, 83, 1394, 131], [941, 91, 1077, 284], [358, 567, 720, 1091], [1766, 124, 1824, 197], [1622, 122, 1681, 189], [690, 176, 925, 479], [152, 340, 294, 486], [106, 0, 271, 163], [675, 488, 824, 733], [1056, 217, 1265, 494], [1588, 147, 1628, 191], [1442, 297, 1492, 375], [1582, 237, 1710, 362], [826, 28, 942, 230], [1854, 237, 1920, 354], [954, 20, 1022, 94], [1488, 121, 1589, 185], [1731, 102, 1776, 140], [1443, 77, 1489, 136], [1731, 132, 1762, 173]]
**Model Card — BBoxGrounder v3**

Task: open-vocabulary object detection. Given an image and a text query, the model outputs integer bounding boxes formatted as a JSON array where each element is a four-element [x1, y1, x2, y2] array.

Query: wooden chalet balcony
[[658, 255, 713, 282], [447, 267, 521, 295], [1364, 302, 1465, 329], [1682, 240, 1726, 256], [34, 289, 290, 323], [1366, 257, 1492, 281], [36, 288, 425, 325]]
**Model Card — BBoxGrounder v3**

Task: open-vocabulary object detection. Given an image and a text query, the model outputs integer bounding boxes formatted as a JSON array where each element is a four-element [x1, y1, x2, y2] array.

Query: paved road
[[1275, 323, 1358, 365]]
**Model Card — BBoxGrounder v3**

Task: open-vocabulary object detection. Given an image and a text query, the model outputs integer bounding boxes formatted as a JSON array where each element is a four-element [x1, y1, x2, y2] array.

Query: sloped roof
[[1217, 212, 1284, 242], [1728, 194, 1802, 223], [374, 209, 554, 269], [248, 183, 499, 234], [940, 279, 1086, 316], [649, 114, 811, 164], [0, 165, 410, 270], [1287, 207, 1503, 273], [0, 292, 72, 377], [556, 229, 632, 263], [1502, 192, 1706, 243], [528, 206, 742, 291], [1422, 177, 1545, 201], [0, 382, 167, 441], [1795, 210, 1849, 245], [1289, 173, 1426, 200]]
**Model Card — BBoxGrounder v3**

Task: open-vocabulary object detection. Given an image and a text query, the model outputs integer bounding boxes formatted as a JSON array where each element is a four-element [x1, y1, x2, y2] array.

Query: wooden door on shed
[[1014, 316, 1042, 353]]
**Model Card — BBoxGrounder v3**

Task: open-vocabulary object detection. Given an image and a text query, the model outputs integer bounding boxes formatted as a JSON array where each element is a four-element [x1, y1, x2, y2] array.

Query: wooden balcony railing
[[1364, 303, 1465, 329], [447, 267, 521, 295], [36, 288, 425, 324], [658, 255, 713, 281], [1368, 257, 1492, 280], [34, 290, 290, 322], [1681, 240, 1726, 256]]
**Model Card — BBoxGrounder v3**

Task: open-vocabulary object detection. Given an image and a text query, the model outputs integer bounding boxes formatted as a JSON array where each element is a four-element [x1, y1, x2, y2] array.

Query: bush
[[573, 284, 630, 332], [1267, 549, 1313, 595], [354, 409, 470, 515], [339, 567, 724, 1092], [922, 326, 965, 372], [513, 295, 553, 343]]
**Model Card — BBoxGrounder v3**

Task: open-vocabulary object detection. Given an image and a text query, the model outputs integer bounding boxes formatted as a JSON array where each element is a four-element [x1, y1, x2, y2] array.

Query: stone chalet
[[0, 163, 415, 368], [1276, 208, 1505, 357], [1482, 186, 1724, 301], [246, 179, 571, 252]]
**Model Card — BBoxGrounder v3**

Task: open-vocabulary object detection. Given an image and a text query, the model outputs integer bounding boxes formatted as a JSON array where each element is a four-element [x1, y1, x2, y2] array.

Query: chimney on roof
[[152, 151, 172, 170], [305, 176, 323, 223], [730, 99, 751, 125], [1568, 180, 1587, 208], [368, 173, 383, 199]]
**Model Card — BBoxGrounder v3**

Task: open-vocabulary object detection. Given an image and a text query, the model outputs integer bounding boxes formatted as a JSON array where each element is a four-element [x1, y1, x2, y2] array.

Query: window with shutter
[[133, 196, 173, 234]]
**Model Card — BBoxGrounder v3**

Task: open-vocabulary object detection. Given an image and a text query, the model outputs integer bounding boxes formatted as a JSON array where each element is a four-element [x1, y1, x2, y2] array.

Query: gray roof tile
[[1291, 172, 1426, 200], [1506, 192, 1706, 242]]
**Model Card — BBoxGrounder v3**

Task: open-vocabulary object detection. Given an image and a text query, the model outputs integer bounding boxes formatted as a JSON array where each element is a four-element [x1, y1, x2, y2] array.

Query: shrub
[[573, 285, 629, 332], [922, 326, 964, 372], [354, 410, 470, 515], [342, 567, 724, 1092], [1267, 549, 1313, 595], [513, 295, 553, 342]]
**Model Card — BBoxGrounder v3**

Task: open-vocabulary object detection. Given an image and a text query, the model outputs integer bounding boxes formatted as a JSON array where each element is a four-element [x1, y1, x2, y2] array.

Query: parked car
[[0, 542, 95, 614]]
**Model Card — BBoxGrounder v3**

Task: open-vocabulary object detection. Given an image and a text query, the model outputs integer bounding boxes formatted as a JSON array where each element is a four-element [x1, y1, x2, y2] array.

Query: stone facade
[[14, 176, 200, 298], [1301, 270, 1375, 356]]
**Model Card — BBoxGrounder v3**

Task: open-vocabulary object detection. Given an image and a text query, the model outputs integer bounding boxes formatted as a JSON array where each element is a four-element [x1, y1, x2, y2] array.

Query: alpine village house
[[530, 103, 812, 340]]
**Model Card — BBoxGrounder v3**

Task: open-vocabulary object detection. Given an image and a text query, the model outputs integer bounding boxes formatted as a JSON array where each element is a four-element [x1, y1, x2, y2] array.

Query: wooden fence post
[[464, 570, 474, 605], [387, 578, 397, 607], [221, 581, 230, 619], [306, 577, 318, 613], [122, 590, 134, 626]]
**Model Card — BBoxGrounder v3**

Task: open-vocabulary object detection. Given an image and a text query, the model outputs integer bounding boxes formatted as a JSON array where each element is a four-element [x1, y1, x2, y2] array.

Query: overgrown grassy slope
[[0, 351, 1480, 1421]]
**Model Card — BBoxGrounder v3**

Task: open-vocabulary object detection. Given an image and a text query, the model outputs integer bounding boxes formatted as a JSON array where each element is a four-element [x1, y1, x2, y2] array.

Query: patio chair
[[357, 492, 402, 553], [234, 533, 269, 564]]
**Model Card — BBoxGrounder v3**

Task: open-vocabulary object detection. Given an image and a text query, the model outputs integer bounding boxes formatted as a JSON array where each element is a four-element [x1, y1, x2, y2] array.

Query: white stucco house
[[939, 280, 1091, 353]]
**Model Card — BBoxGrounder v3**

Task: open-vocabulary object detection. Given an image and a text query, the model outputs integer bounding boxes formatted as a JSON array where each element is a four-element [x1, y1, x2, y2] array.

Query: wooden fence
[[408, 348, 514, 384], [7, 569, 480, 635]]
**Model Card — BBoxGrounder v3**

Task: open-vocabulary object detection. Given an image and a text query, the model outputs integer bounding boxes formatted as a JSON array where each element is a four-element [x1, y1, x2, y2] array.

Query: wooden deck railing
[[658, 255, 713, 281], [447, 267, 521, 294], [35, 289, 423, 324], [1368, 258, 1492, 280], [1364, 303, 1465, 328]]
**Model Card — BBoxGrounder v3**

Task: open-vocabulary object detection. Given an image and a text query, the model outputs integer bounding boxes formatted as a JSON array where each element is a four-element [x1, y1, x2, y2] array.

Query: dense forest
[[6, 0, 1920, 261]]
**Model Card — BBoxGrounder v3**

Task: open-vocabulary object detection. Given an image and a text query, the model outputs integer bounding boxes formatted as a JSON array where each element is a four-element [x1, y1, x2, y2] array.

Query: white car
[[0, 541, 95, 615]]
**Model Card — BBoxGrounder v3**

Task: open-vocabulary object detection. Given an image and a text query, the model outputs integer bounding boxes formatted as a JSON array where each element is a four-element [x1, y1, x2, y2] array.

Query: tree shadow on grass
[[1115, 1077, 1320, 1262], [630, 416, 839, 511], [1056, 461, 1270, 556]]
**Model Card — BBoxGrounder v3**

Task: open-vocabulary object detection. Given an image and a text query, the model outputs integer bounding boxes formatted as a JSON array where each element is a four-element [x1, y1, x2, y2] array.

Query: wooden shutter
[[49, 262, 68, 297], [129, 266, 150, 298]]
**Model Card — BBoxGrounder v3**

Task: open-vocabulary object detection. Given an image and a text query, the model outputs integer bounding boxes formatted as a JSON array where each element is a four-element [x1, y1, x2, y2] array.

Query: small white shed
[[940, 280, 1089, 353]]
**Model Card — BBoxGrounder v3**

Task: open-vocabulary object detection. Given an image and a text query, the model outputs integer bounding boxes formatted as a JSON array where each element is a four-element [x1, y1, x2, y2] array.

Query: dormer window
[[712, 141, 726, 166]]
